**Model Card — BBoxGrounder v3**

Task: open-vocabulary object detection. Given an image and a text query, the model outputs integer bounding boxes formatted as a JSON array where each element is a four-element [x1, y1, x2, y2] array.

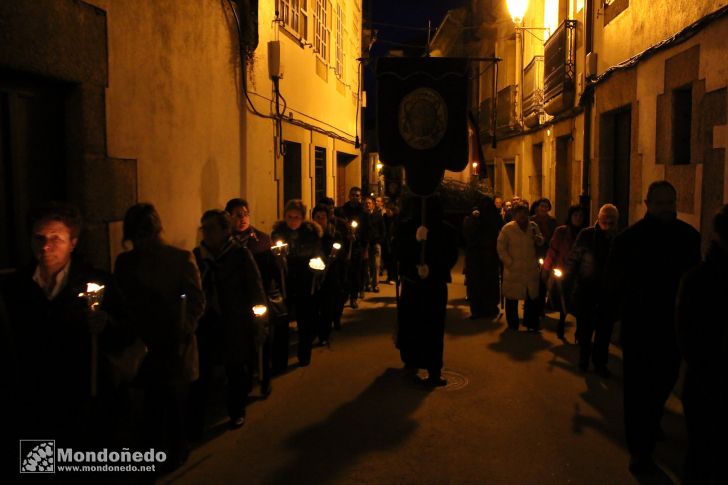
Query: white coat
[[497, 221, 544, 300]]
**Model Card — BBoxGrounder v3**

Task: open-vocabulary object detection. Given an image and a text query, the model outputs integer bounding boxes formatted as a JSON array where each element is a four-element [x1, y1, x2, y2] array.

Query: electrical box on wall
[[586, 52, 598, 79], [268, 40, 281, 79]]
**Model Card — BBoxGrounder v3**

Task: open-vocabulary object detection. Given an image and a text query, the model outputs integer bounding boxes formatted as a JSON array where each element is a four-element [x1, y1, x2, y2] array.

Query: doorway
[[555, 135, 573, 220], [1, 75, 68, 271], [600, 107, 631, 228], [283, 141, 302, 206]]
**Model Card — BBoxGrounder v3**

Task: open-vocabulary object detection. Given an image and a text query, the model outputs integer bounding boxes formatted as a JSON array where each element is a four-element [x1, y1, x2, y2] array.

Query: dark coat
[[463, 210, 503, 278], [271, 220, 323, 298], [3, 259, 130, 438], [194, 240, 267, 365], [342, 201, 370, 250], [676, 241, 728, 379], [607, 215, 701, 349], [114, 243, 205, 383], [675, 241, 728, 481], [565, 225, 613, 317], [234, 226, 284, 299], [531, 214, 558, 258]]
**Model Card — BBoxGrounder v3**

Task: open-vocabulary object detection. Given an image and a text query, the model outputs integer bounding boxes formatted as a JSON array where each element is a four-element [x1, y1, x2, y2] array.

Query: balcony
[[522, 55, 544, 128], [543, 20, 577, 116], [478, 84, 521, 141]]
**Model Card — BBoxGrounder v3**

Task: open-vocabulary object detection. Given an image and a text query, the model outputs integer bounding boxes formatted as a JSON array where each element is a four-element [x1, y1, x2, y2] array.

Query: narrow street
[[163, 257, 686, 485]]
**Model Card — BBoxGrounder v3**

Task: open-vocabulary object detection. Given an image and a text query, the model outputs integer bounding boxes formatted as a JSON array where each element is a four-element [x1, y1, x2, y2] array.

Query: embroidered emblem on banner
[[397, 87, 448, 150]]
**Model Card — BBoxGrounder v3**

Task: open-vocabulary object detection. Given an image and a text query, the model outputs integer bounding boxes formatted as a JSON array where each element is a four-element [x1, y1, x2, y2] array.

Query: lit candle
[[252, 305, 268, 317]]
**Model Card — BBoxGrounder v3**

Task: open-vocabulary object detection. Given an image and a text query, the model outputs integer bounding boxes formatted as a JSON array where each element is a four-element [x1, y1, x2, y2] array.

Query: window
[[314, 0, 332, 62], [335, 3, 345, 79], [672, 86, 692, 165], [278, 0, 308, 40], [314, 146, 327, 203], [283, 141, 302, 203]]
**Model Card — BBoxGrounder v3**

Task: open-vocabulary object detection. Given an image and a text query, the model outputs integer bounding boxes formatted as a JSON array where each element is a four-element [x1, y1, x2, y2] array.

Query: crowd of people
[[462, 181, 727, 482], [2, 186, 402, 475], [3, 179, 726, 482]]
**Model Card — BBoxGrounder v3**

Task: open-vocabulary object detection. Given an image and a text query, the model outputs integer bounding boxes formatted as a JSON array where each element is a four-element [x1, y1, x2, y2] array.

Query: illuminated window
[[314, 0, 332, 62], [335, 3, 345, 78]]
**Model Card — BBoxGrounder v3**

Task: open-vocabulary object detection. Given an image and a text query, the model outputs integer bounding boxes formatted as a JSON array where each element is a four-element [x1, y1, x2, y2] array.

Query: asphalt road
[[162, 257, 686, 485]]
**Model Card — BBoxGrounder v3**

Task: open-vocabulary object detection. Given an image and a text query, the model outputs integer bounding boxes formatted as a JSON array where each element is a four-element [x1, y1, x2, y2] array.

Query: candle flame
[[538, 258, 544, 265], [351, 221, 358, 229], [308, 257, 326, 271], [553, 268, 563, 278], [333, 242, 342, 250], [252, 305, 268, 316]]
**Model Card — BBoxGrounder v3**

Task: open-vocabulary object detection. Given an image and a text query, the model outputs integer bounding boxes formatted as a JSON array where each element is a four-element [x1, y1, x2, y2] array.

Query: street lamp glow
[[507, 0, 528, 24]]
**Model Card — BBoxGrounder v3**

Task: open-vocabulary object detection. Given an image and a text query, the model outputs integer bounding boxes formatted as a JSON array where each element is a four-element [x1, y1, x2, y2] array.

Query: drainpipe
[[580, 0, 594, 213]]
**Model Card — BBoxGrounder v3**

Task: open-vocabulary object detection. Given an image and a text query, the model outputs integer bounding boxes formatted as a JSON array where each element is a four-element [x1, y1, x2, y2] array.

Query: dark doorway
[[555, 135, 572, 221], [336, 152, 357, 205], [283, 141, 302, 205], [530, 143, 543, 203], [600, 107, 631, 229], [503, 159, 516, 200], [1, 74, 68, 271]]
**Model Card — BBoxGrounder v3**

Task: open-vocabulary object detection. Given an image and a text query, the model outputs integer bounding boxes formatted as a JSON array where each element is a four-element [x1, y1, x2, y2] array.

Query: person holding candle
[[225, 197, 285, 386], [542, 204, 587, 339], [114, 202, 204, 471], [191, 209, 268, 433], [4, 202, 128, 447], [342, 187, 370, 308], [497, 203, 545, 331], [312, 204, 347, 345], [272, 199, 323, 367], [565, 204, 619, 374]]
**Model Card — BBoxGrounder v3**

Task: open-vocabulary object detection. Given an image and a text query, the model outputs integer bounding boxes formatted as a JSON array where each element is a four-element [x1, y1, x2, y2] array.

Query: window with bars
[[314, 0, 331, 62], [335, 4, 345, 79], [278, 0, 308, 40]]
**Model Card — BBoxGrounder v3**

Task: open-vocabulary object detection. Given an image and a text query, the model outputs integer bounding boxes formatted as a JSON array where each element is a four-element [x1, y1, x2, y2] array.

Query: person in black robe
[[393, 195, 458, 386], [462, 196, 503, 319]]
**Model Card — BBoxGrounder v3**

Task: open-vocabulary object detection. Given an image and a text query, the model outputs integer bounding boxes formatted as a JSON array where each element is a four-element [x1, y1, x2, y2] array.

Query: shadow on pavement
[[487, 328, 552, 362], [445, 308, 502, 337], [553, 344, 687, 484], [265, 368, 431, 485]]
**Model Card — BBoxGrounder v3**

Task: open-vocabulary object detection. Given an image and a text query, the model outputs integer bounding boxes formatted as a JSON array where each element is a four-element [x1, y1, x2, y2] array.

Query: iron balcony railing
[[543, 20, 577, 111], [522, 55, 544, 126], [478, 84, 520, 140]]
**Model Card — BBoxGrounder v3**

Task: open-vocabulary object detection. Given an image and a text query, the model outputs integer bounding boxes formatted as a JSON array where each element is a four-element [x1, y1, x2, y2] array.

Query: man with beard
[[607, 181, 701, 475]]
